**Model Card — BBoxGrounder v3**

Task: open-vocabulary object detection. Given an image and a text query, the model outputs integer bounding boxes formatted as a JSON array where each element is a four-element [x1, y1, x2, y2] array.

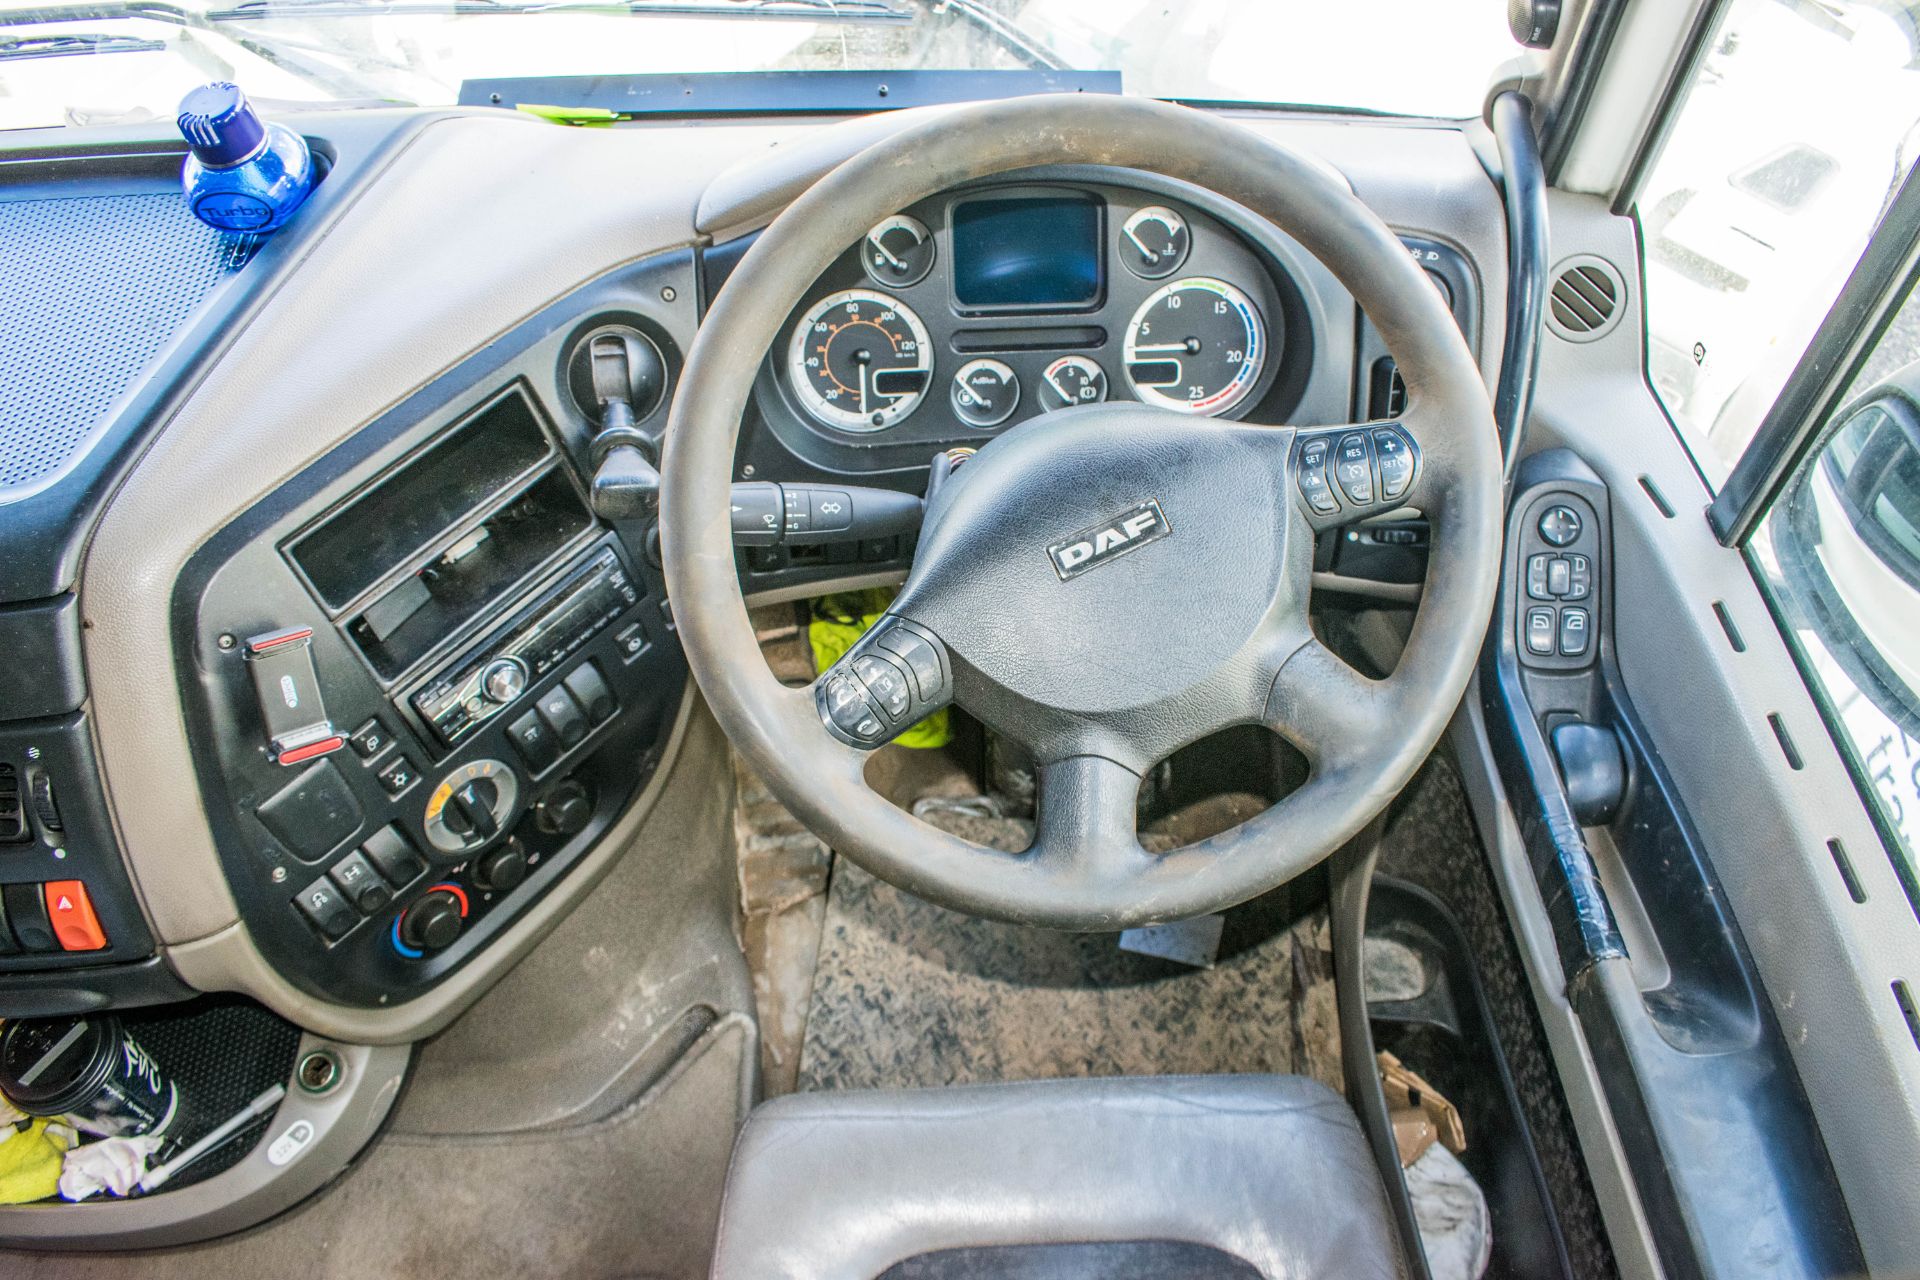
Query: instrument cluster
[[761, 179, 1301, 453]]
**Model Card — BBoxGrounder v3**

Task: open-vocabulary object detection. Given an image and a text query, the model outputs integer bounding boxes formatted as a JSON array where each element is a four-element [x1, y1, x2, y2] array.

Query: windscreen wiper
[[0, 29, 166, 56], [210, 0, 911, 20]]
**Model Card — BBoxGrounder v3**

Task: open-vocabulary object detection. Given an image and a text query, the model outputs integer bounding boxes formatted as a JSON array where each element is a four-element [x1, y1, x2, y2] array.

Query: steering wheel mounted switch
[[1290, 422, 1421, 530], [817, 619, 952, 749]]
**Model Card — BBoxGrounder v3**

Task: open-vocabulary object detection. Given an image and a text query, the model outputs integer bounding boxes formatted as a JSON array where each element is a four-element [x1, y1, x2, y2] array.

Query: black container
[[0, 1014, 180, 1138]]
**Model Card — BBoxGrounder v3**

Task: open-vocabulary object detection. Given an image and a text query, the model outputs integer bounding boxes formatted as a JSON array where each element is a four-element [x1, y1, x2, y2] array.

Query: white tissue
[[58, 1134, 163, 1201], [1406, 1142, 1494, 1280]]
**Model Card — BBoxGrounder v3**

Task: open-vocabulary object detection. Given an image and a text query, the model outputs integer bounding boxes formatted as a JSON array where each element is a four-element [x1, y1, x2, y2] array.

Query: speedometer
[[1122, 277, 1267, 416], [787, 289, 933, 432]]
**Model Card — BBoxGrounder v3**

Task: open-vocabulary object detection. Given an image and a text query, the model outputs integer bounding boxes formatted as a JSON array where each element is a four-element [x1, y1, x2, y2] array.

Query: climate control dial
[[423, 759, 519, 855]]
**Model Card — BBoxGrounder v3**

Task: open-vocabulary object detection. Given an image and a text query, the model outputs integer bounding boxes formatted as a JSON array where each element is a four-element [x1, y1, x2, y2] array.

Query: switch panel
[[1512, 491, 1605, 672]]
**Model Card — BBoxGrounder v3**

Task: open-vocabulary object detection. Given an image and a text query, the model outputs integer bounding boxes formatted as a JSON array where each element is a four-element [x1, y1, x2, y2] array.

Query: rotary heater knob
[[474, 838, 529, 892], [401, 890, 463, 952]]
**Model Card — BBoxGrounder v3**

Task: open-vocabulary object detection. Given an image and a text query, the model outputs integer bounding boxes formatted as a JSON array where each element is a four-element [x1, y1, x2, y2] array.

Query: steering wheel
[[662, 94, 1501, 930]]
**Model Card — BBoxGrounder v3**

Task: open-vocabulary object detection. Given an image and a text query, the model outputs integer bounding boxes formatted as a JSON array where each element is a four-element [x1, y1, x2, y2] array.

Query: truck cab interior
[[0, 1, 1917, 1277]]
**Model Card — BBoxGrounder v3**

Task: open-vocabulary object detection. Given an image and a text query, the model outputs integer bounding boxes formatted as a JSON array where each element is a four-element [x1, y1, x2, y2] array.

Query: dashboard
[[0, 106, 1495, 1042]]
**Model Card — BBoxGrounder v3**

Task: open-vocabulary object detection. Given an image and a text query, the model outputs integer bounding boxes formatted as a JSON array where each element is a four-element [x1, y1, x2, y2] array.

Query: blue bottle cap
[[177, 83, 268, 169]]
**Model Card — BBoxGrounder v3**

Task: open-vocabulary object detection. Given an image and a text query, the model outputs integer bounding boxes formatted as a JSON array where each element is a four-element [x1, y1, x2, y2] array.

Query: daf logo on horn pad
[[1047, 499, 1172, 581]]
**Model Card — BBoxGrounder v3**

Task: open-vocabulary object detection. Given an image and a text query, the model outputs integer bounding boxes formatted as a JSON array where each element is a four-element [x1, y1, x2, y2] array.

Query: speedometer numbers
[[1123, 277, 1265, 416], [787, 289, 933, 432]]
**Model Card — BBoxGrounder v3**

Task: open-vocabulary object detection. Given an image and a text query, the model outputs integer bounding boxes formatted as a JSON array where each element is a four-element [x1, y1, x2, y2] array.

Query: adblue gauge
[[1123, 277, 1266, 417], [787, 289, 933, 432]]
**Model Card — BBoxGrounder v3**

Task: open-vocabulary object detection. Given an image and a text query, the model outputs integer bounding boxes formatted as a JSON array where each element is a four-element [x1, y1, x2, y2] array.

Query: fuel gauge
[[1119, 206, 1191, 280], [863, 214, 936, 289], [1038, 356, 1108, 411]]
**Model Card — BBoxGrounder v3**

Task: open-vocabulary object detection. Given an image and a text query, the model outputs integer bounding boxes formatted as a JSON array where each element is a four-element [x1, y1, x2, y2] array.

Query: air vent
[[1546, 255, 1625, 342]]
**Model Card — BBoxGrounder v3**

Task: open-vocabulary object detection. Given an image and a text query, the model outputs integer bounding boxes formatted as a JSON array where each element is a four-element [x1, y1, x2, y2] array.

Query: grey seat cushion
[[710, 1074, 1406, 1280]]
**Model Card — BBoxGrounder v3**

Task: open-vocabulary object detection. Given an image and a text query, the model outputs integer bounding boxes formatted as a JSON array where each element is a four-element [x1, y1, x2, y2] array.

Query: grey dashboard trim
[[1527, 191, 1920, 1275]]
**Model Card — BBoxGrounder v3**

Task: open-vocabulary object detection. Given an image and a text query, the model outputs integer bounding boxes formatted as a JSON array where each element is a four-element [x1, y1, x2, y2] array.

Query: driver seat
[[709, 1074, 1407, 1279]]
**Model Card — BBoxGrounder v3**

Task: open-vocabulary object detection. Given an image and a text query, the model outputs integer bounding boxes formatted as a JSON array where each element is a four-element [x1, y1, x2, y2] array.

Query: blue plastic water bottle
[[176, 83, 315, 235]]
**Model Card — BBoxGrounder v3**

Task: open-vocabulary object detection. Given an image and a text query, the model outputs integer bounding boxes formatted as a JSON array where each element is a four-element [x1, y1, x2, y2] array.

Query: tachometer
[[787, 289, 934, 432], [1122, 277, 1267, 417]]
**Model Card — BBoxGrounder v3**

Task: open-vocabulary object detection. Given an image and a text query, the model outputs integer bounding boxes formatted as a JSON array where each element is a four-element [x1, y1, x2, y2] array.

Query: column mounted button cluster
[[817, 619, 952, 749], [1293, 423, 1420, 522]]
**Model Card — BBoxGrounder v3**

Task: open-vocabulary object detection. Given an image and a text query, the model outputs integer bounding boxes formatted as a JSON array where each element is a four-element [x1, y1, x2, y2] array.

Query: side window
[[1755, 280, 1920, 880], [1637, 0, 1920, 479]]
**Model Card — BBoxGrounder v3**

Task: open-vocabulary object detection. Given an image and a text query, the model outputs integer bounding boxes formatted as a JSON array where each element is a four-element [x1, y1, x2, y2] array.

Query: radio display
[[950, 195, 1102, 309]]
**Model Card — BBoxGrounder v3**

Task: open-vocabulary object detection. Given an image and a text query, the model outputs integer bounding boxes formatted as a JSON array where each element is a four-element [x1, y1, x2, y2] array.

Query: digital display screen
[[951, 195, 1102, 309]]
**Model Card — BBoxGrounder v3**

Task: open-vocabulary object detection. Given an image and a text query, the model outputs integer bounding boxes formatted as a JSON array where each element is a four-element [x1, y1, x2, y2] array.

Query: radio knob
[[482, 658, 529, 705]]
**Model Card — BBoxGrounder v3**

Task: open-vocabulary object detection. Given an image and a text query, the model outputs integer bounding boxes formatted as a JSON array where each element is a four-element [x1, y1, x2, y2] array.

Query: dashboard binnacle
[[753, 179, 1309, 458]]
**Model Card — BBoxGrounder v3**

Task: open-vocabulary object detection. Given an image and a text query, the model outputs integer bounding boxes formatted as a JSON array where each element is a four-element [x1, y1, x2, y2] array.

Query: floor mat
[[797, 853, 1340, 1093]]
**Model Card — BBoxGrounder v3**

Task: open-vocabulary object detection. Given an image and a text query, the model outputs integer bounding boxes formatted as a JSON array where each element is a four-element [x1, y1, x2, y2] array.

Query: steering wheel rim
[[662, 94, 1501, 930]]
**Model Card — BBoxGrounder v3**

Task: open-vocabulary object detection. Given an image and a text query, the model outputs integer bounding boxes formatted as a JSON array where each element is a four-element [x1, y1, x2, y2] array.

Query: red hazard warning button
[[44, 880, 107, 951]]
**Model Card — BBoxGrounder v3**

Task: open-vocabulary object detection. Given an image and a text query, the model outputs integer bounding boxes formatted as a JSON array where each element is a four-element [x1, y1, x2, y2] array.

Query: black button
[[28, 774, 61, 832], [876, 628, 944, 701], [810, 489, 853, 533], [360, 824, 425, 888], [823, 675, 886, 744], [852, 652, 913, 722], [293, 876, 357, 941], [2, 884, 54, 952], [1525, 607, 1556, 656], [507, 710, 560, 772], [1538, 505, 1582, 547], [1372, 427, 1415, 501], [1526, 554, 1550, 600], [1296, 438, 1340, 515], [615, 621, 650, 663], [1334, 432, 1374, 505], [536, 686, 589, 749], [563, 663, 617, 726], [1547, 558, 1572, 597], [1560, 607, 1591, 658], [256, 760, 363, 862], [376, 755, 418, 797], [1565, 554, 1592, 601], [349, 717, 390, 760], [329, 852, 391, 915]]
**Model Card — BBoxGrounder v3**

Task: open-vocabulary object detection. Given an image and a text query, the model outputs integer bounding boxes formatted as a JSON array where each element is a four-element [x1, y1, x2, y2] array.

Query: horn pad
[[894, 404, 1300, 715]]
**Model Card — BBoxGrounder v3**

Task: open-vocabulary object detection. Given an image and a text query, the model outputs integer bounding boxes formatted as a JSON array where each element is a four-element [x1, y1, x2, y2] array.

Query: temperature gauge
[[950, 358, 1020, 428], [1119, 206, 1191, 280], [863, 214, 936, 289], [1038, 356, 1108, 412]]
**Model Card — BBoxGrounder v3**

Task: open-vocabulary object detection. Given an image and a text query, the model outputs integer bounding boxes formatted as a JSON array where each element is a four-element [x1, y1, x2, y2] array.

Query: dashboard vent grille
[[1546, 256, 1626, 342], [0, 192, 258, 502]]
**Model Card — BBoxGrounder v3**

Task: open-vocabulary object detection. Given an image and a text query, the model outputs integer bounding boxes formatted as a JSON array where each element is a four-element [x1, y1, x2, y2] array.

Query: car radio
[[410, 546, 640, 749]]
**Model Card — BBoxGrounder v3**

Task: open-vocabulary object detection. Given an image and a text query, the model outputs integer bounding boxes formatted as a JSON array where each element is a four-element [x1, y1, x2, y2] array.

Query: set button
[[824, 675, 886, 744], [1296, 438, 1339, 515]]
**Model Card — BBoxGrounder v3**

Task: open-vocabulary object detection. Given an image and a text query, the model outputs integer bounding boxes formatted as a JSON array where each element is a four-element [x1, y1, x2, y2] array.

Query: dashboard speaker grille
[[1546, 256, 1625, 342], [0, 191, 258, 501]]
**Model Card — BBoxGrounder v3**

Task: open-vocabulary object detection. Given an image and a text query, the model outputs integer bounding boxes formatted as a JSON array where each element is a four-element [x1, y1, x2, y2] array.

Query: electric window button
[[1372, 427, 1415, 500], [43, 881, 107, 952], [256, 760, 363, 862], [376, 755, 419, 797], [506, 710, 560, 772], [360, 824, 426, 888], [1525, 607, 1557, 657], [1333, 432, 1375, 505], [876, 629, 945, 702], [823, 676, 887, 744], [348, 717, 391, 760], [535, 686, 589, 749], [1538, 504, 1582, 547], [3, 884, 55, 952], [1560, 607, 1592, 658], [852, 652, 913, 722], [1547, 558, 1573, 597], [328, 853, 390, 915], [1526, 554, 1550, 600], [562, 663, 617, 726], [293, 876, 357, 942], [1565, 554, 1592, 601]]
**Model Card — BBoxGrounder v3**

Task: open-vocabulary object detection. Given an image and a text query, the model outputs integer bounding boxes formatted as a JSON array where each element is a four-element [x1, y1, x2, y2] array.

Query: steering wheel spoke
[[1262, 638, 1382, 771], [1030, 753, 1152, 889]]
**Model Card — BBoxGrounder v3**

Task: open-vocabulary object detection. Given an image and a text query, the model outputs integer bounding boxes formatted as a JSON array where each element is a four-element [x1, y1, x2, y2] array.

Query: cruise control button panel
[[818, 619, 953, 749], [1290, 422, 1421, 527]]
